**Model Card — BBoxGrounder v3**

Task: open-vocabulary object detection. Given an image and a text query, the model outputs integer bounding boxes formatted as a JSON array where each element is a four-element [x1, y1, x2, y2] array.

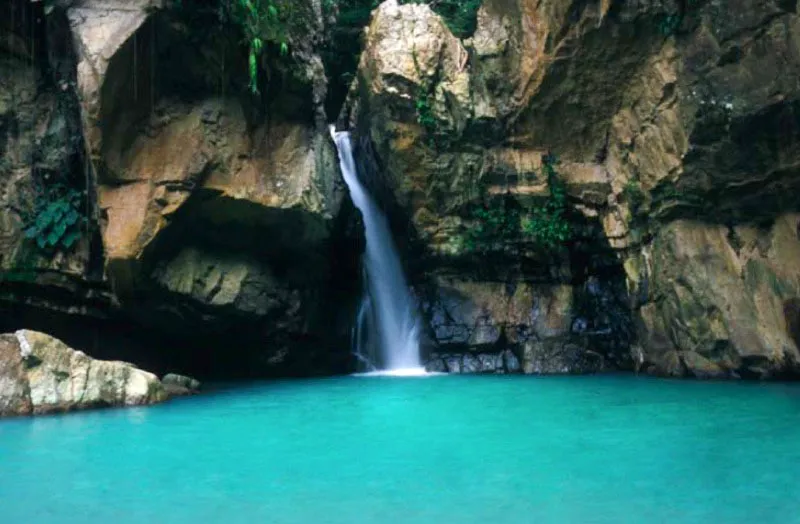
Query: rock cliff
[[1, 0, 360, 377], [2, 0, 799, 380], [348, 0, 800, 377]]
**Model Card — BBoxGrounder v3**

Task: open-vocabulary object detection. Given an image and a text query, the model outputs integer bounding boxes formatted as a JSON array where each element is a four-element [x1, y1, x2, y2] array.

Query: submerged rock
[[162, 373, 201, 396], [0, 330, 167, 417]]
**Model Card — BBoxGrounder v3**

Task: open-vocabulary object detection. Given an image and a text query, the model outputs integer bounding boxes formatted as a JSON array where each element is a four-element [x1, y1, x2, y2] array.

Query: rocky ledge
[[0, 330, 183, 417]]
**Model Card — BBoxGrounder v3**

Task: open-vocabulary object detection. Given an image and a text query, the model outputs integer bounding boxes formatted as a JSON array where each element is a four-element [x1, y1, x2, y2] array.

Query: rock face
[[1, 0, 359, 376], [3, 0, 799, 380], [350, 0, 800, 377], [0, 330, 166, 417]]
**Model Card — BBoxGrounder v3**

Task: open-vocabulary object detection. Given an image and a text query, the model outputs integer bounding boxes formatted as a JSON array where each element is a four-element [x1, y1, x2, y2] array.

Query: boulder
[[161, 373, 201, 396], [0, 330, 167, 416]]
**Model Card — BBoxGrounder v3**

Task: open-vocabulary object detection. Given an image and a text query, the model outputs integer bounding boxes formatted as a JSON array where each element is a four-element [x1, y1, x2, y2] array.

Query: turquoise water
[[2, 375, 800, 524]]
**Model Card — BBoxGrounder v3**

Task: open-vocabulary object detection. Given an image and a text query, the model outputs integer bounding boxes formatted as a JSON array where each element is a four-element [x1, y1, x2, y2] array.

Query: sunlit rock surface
[[0, 330, 166, 417]]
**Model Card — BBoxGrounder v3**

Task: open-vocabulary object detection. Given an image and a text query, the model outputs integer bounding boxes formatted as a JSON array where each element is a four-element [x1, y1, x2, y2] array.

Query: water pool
[[2, 374, 799, 523]]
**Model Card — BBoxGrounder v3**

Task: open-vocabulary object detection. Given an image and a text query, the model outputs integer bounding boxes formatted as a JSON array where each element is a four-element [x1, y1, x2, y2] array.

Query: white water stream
[[331, 128, 423, 374]]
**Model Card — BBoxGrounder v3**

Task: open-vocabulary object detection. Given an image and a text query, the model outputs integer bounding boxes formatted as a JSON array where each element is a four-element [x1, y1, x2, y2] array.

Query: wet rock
[[636, 217, 800, 378], [445, 356, 462, 374], [477, 353, 497, 373], [162, 373, 201, 396], [503, 349, 521, 373], [462, 354, 480, 374], [425, 358, 447, 373]]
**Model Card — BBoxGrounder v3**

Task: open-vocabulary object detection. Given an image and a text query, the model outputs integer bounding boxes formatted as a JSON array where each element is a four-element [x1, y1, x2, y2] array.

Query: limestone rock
[[636, 217, 800, 378], [0, 330, 167, 416]]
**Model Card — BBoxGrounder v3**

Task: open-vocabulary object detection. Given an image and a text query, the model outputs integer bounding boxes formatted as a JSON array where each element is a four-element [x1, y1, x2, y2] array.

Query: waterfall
[[331, 128, 423, 374]]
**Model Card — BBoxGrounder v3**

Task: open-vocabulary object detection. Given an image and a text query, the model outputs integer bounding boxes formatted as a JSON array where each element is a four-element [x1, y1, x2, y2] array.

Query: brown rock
[[0, 335, 32, 416]]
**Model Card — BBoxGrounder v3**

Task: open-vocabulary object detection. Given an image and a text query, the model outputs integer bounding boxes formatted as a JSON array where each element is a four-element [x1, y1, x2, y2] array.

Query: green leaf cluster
[[225, 0, 292, 93], [415, 85, 436, 135], [174, 0, 302, 94], [519, 153, 572, 250], [463, 153, 572, 254], [23, 184, 85, 252], [465, 200, 521, 251]]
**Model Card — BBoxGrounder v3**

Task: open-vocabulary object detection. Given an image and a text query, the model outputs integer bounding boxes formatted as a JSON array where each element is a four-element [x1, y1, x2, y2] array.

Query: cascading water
[[331, 128, 424, 375]]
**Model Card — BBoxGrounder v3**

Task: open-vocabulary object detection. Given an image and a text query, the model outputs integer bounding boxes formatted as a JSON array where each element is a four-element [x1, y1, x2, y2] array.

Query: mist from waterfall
[[331, 128, 423, 374]]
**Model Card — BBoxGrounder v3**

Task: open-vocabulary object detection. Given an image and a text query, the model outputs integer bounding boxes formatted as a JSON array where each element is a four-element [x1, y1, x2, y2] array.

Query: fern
[[23, 185, 85, 252], [519, 153, 572, 250]]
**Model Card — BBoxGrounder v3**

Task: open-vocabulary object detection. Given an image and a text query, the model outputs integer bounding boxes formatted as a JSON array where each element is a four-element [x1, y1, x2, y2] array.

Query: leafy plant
[[462, 154, 572, 254], [23, 184, 85, 252], [519, 153, 572, 250], [463, 198, 521, 251], [225, 0, 291, 93], [174, 0, 302, 94], [415, 85, 437, 135]]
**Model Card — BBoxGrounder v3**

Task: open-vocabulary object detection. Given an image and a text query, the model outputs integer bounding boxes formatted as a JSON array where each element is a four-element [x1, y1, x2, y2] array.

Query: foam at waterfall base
[[353, 367, 439, 377]]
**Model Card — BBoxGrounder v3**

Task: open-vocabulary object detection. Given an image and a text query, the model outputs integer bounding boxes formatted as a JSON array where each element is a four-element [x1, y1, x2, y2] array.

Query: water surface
[[2, 375, 799, 523]]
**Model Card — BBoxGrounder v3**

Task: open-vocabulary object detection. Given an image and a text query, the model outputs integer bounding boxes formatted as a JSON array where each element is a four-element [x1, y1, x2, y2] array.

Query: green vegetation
[[415, 84, 437, 135], [519, 153, 572, 250], [222, 0, 293, 93], [174, 0, 308, 94], [401, 0, 483, 39], [0, 249, 38, 285], [463, 198, 521, 251], [623, 179, 645, 214], [462, 153, 573, 253], [23, 183, 85, 253]]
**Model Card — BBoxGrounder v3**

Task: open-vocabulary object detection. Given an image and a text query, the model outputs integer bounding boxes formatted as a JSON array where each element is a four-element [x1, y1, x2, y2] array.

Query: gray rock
[[462, 354, 480, 373], [477, 353, 497, 373], [445, 356, 462, 374], [503, 349, 521, 373], [425, 358, 447, 373]]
